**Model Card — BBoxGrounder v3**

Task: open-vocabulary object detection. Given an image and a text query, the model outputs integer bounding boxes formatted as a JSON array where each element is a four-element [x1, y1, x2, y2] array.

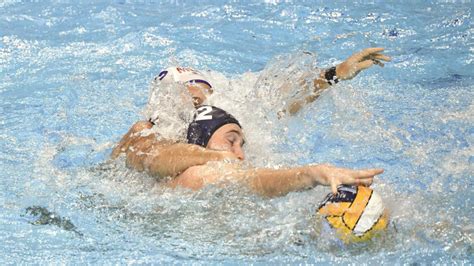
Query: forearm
[[248, 164, 383, 196], [144, 143, 230, 178], [246, 166, 323, 197], [169, 163, 317, 196], [285, 68, 334, 116], [287, 47, 391, 116]]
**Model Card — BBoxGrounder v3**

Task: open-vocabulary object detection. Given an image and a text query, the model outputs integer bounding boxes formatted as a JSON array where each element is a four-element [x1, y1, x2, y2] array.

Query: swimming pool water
[[0, 1, 472, 264]]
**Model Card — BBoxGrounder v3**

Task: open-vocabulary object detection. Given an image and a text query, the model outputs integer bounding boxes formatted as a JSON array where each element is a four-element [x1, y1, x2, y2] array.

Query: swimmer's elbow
[[111, 120, 154, 159], [110, 146, 122, 159], [131, 121, 154, 133], [167, 167, 205, 190]]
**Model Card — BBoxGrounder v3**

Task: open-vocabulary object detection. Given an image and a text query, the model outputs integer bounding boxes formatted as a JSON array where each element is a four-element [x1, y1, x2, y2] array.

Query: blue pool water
[[1, 1, 472, 264]]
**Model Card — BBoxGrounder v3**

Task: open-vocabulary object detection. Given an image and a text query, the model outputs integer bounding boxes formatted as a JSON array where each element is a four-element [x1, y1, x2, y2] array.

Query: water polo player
[[168, 105, 384, 197], [186, 105, 245, 160], [111, 67, 239, 177], [112, 47, 390, 179], [149, 66, 213, 113]]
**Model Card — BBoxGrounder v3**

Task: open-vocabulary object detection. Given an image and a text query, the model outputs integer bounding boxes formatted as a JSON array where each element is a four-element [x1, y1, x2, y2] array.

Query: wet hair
[[187, 105, 241, 147]]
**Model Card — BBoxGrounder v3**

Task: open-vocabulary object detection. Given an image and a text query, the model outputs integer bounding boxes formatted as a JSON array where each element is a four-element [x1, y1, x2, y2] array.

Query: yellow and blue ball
[[317, 185, 389, 242]]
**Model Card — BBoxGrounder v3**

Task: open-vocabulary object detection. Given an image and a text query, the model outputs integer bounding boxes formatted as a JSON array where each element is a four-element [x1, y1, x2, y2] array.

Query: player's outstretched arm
[[285, 48, 391, 115], [169, 162, 383, 197], [248, 164, 383, 197]]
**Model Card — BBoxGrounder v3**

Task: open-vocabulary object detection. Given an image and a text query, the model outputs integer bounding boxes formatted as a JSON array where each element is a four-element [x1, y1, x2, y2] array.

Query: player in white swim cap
[[111, 65, 240, 178], [144, 66, 216, 140], [154, 66, 213, 106]]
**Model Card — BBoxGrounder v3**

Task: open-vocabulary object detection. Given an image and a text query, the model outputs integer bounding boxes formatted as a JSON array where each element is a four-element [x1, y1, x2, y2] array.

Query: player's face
[[187, 83, 213, 106], [206, 123, 245, 160]]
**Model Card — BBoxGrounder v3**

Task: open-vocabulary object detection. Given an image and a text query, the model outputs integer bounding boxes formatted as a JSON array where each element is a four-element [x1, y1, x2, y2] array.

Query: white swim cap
[[154, 67, 212, 89]]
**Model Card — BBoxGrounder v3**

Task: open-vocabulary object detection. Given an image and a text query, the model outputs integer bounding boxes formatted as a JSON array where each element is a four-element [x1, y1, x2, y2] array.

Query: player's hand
[[217, 150, 240, 162], [310, 164, 384, 194], [336, 48, 391, 81], [111, 121, 154, 159]]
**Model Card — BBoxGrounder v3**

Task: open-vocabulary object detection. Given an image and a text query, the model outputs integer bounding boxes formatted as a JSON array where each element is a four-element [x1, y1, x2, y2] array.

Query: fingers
[[331, 180, 339, 194], [357, 56, 388, 71], [355, 168, 384, 178], [368, 53, 390, 67], [352, 168, 383, 187], [372, 60, 385, 67], [370, 53, 391, 62], [357, 60, 374, 71], [332, 172, 373, 194], [360, 47, 385, 57], [351, 47, 385, 61], [355, 176, 374, 186], [323, 165, 383, 193], [369, 168, 384, 175]]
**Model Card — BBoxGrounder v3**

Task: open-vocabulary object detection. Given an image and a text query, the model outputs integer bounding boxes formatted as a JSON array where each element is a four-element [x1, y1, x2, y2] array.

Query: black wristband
[[324, 66, 339, 85]]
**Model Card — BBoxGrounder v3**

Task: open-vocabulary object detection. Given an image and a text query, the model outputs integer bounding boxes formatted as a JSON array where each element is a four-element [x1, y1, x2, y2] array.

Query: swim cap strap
[[186, 79, 212, 89]]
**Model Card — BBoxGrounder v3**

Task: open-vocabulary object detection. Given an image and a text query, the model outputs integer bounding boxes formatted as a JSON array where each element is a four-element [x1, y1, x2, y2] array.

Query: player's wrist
[[299, 166, 321, 186], [309, 164, 333, 185], [210, 150, 237, 162], [324, 66, 339, 85]]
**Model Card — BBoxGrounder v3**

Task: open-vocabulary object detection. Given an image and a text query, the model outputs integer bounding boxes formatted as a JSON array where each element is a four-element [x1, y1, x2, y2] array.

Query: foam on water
[[0, 1, 472, 264]]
